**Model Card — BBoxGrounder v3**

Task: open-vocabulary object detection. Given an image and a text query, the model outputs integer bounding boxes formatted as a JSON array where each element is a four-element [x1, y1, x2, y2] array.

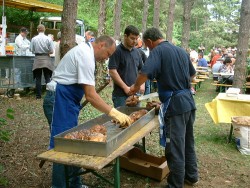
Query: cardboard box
[[120, 147, 169, 181]]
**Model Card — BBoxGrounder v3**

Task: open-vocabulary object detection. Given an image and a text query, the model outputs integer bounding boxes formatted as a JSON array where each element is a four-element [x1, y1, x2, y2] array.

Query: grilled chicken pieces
[[64, 124, 107, 142]]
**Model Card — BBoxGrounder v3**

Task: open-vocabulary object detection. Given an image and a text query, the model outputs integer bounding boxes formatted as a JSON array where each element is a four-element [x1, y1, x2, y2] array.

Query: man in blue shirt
[[108, 25, 144, 107], [197, 53, 208, 67], [129, 28, 198, 188]]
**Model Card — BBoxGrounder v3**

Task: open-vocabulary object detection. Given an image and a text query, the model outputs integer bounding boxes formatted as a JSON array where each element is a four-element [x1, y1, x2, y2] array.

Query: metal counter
[[0, 55, 54, 97]]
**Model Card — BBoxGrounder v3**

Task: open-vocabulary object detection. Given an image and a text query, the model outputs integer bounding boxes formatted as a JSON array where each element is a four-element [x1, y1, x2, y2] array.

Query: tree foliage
[[0, 0, 247, 53]]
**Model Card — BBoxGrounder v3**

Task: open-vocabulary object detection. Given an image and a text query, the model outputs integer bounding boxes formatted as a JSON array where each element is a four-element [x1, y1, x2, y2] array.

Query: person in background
[[48, 34, 56, 57], [216, 57, 234, 92], [43, 35, 131, 188], [210, 50, 221, 68], [108, 25, 144, 107], [140, 41, 151, 95], [137, 41, 149, 95], [15, 27, 30, 56], [48, 34, 54, 41], [190, 49, 198, 64], [54, 31, 61, 67], [212, 58, 223, 81], [0, 24, 8, 79], [30, 24, 54, 99], [129, 27, 198, 188], [85, 30, 95, 43], [14, 27, 31, 84], [197, 53, 208, 67]]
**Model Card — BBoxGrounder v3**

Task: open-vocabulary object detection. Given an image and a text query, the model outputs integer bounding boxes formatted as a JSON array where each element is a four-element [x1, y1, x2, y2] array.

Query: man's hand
[[139, 83, 145, 95], [123, 86, 130, 96], [128, 84, 139, 95], [108, 108, 132, 126]]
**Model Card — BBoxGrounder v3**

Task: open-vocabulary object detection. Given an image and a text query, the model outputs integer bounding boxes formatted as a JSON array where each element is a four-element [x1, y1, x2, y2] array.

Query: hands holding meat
[[108, 108, 132, 127], [110, 109, 148, 129], [125, 95, 139, 107]]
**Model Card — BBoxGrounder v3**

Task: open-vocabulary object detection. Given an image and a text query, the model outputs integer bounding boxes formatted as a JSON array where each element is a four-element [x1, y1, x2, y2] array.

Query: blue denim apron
[[158, 84, 190, 147], [49, 83, 84, 149]]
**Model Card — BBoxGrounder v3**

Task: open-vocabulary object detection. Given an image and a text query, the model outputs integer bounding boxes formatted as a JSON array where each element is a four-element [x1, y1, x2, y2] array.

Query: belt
[[35, 53, 49, 56]]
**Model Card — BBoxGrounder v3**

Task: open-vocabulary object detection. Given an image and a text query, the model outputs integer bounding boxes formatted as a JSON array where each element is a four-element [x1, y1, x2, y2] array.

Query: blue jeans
[[144, 80, 151, 95], [43, 90, 55, 131], [165, 110, 198, 188], [112, 95, 128, 108]]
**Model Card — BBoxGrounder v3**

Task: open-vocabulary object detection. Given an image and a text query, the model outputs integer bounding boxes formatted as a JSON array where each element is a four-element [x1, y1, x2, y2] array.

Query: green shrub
[[0, 108, 14, 186]]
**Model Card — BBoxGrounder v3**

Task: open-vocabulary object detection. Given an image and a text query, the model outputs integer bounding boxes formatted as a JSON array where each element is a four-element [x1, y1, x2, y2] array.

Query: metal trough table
[[0, 55, 54, 97], [37, 117, 159, 188]]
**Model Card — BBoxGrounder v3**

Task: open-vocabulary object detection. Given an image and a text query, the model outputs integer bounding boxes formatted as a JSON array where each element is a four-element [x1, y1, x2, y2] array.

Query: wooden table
[[212, 72, 234, 77], [205, 93, 250, 124], [37, 117, 159, 188]]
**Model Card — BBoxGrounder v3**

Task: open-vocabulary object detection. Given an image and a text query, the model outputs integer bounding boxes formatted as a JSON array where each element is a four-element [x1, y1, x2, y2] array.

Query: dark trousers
[[33, 68, 52, 98], [165, 110, 198, 188]]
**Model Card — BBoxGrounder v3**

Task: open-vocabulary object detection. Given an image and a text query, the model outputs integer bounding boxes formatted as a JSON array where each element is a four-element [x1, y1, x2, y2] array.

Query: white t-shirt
[[52, 42, 95, 86], [15, 34, 30, 55]]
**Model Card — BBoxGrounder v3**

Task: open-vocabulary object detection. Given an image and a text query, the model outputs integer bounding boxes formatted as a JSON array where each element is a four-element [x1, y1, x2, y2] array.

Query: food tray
[[231, 116, 250, 127], [54, 107, 155, 157]]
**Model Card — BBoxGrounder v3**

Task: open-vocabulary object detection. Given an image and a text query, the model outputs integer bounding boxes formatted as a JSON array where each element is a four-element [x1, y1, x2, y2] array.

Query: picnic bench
[[211, 83, 232, 92]]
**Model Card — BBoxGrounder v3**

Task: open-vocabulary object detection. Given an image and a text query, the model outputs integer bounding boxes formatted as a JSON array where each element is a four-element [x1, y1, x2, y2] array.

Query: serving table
[[37, 117, 159, 188], [0, 55, 54, 97]]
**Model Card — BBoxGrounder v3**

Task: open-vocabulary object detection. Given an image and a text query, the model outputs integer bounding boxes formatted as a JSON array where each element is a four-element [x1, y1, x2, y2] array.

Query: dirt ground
[[0, 89, 249, 188]]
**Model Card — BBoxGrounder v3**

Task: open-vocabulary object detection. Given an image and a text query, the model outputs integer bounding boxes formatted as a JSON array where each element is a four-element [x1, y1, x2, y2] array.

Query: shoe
[[185, 179, 199, 186], [36, 96, 42, 100]]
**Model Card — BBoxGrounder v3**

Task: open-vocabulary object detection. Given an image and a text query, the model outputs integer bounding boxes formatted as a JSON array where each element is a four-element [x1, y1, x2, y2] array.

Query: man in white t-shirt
[[15, 27, 30, 55], [43, 35, 131, 188]]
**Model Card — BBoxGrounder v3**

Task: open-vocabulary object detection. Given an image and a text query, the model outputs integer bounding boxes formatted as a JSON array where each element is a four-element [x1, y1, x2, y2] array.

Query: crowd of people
[[188, 46, 237, 92]]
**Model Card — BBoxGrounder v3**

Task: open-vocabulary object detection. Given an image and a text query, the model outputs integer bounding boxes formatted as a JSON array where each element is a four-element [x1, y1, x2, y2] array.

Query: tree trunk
[[181, 0, 194, 50], [232, 0, 250, 91], [166, 0, 176, 42], [114, 0, 123, 40], [60, 0, 78, 58], [98, 0, 107, 36], [142, 0, 149, 34], [95, 0, 108, 87], [153, 0, 160, 28]]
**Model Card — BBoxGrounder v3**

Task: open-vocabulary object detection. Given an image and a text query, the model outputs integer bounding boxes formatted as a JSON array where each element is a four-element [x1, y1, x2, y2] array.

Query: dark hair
[[20, 27, 28, 33], [198, 53, 204, 57], [143, 27, 163, 42], [95, 35, 115, 47], [223, 57, 232, 64], [124, 25, 139, 36]]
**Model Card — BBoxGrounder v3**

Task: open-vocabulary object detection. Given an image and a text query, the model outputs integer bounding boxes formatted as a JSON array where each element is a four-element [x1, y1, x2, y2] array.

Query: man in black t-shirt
[[108, 25, 144, 107], [129, 28, 199, 188]]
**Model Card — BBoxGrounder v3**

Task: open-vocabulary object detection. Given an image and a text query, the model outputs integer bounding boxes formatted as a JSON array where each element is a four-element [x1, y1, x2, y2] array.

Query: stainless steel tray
[[54, 107, 155, 157]]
